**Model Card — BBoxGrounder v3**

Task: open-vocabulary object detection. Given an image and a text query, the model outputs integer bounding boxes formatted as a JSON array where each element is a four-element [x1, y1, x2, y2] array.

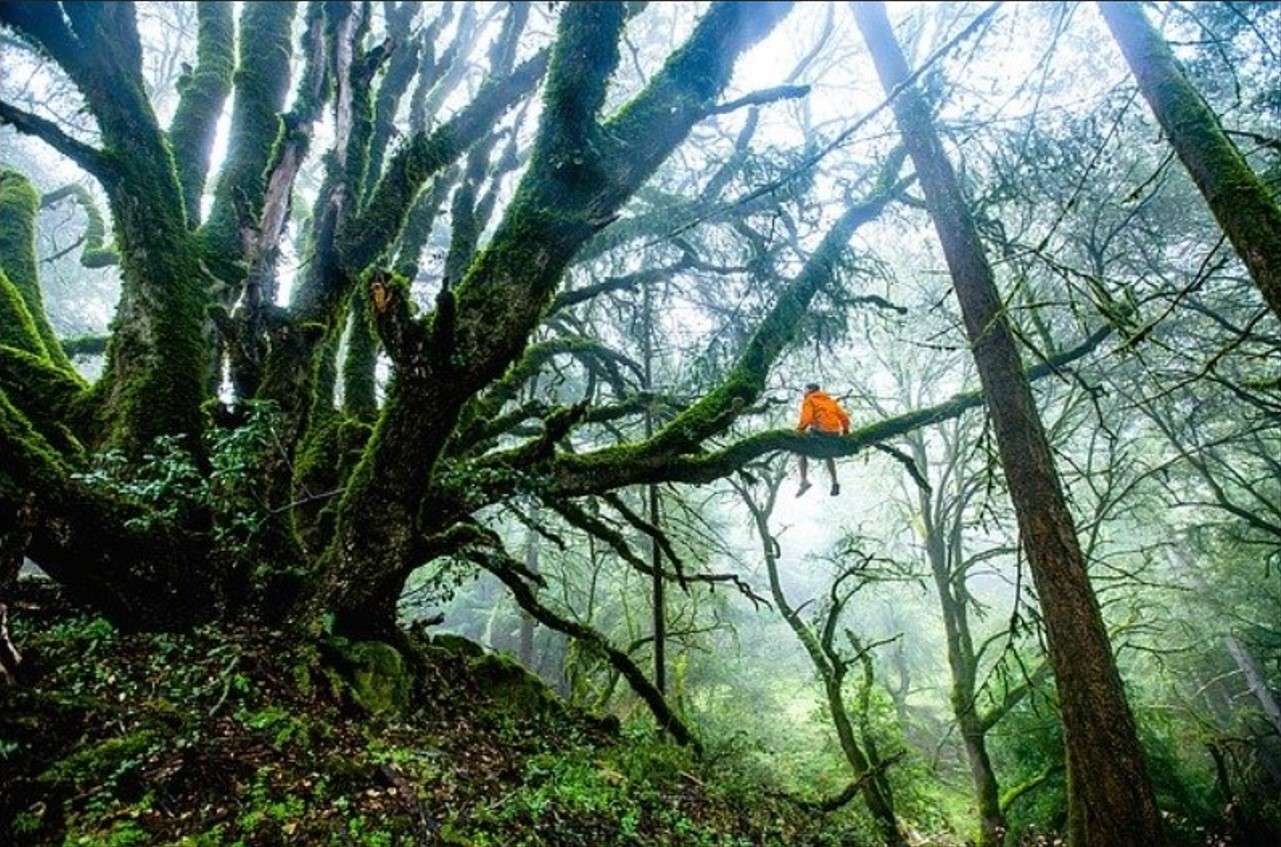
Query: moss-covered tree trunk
[[1099, 1, 1281, 325], [199, 1, 299, 289], [166, 2, 234, 227], [314, 1, 794, 633], [852, 4, 1165, 845], [745, 475, 904, 846], [0, 171, 75, 372]]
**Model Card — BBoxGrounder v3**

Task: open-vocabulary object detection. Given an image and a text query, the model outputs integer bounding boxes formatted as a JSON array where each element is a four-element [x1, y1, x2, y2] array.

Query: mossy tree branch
[[0, 99, 111, 181], [5, 3, 218, 450], [1, 171, 76, 372], [0, 271, 47, 364], [643, 154, 908, 456], [199, 1, 299, 289], [522, 326, 1114, 503], [40, 184, 118, 268], [0, 389, 215, 627], [315, 2, 793, 629], [360, 1, 422, 203], [166, 2, 235, 226], [334, 49, 551, 287], [464, 538, 701, 750]]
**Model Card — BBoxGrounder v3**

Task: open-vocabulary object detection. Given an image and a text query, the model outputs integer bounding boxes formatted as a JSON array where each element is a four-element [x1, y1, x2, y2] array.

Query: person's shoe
[[796, 480, 813, 498], [830, 483, 840, 496]]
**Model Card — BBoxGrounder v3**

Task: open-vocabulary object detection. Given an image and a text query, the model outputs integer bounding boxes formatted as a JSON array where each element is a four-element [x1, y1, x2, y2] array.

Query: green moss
[[0, 342, 90, 448], [37, 729, 158, 790], [166, 2, 235, 225], [0, 268, 47, 357], [330, 639, 411, 715], [428, 632, 487, 659], [199, 1, 298, 286], [41, 184, 118, 268], [0, 169, 73, 371], [391, 168, 457, 280], [341, 288, 379, 421], [60, 333, 110, 358], [361, 1, 421, 202], [468, 652, 562, 715]]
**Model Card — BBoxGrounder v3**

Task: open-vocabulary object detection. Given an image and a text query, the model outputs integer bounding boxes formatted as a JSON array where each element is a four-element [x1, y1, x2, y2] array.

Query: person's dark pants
[[798, 429, 841, 489]]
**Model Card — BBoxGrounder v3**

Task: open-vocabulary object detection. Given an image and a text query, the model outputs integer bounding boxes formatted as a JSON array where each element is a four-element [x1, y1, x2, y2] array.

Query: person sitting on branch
[[795, 382, 850, 498]]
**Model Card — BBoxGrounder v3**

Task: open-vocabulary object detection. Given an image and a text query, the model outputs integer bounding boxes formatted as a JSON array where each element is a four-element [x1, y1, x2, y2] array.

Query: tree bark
[[908, 436, 1007, 847], [852, 4, 1164, 845], [1225, 635, 1281, 738], [166, 2, 234, 227], [518, 506, 540, 669], [1099, 1, 1281, 325]]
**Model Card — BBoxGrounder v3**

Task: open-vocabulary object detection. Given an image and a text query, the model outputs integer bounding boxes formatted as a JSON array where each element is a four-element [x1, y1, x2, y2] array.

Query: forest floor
[[0, 579, 866, 847]]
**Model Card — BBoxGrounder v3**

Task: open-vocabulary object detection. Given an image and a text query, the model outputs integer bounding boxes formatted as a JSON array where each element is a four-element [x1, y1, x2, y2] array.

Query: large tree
[[851, 2, 1165, 844], [0, 0, 1118, 762], [1098, 1, 1281, 326]]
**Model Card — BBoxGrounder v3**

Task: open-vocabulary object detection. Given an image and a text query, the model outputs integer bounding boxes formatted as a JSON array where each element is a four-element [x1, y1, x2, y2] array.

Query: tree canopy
[[2, 2, 1279, 845]]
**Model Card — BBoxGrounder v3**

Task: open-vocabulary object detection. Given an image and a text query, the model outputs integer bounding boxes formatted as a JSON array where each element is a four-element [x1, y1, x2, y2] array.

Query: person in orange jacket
[[795, 382, 850, 497]]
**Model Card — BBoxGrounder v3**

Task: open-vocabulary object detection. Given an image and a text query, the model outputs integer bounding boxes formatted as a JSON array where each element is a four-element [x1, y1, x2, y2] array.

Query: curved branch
[[40, 184, 117, 268], [0, 99, 110, 181], [468, 543, 701, 750], [549, 325, 1114, 495]]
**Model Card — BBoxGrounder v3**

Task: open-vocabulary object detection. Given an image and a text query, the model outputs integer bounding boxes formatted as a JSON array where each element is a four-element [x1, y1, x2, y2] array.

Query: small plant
[[73, 402, 282, 557]]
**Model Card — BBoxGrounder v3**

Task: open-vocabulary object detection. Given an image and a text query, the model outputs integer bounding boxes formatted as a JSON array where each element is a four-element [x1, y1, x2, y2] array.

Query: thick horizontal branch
[[58, 334, 109, 358], [547, 325, 1113, 494]]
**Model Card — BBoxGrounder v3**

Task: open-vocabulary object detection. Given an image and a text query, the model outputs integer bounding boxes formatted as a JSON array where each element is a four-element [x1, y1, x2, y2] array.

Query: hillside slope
[[1, 581, 859, 846]]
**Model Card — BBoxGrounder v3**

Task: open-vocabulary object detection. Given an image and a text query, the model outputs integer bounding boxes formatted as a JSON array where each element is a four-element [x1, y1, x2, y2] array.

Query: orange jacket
[[797, 391, 850, 434]]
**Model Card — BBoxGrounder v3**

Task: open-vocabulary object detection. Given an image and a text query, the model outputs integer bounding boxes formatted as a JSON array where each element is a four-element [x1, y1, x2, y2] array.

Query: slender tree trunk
[[1225, 635, 1281, 738], [746, 478, 903, 846], [642, 282, 666, 695], [1099, 1, 1281, 325], [961, 718, 1006, 846], [853, 5, 1164, 845], [910, 438, 1007, 847], [518, 504, 540, 669]]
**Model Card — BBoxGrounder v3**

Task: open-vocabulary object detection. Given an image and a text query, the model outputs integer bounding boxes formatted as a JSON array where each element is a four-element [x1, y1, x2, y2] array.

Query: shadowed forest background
[[1, 1, 1279, 845]]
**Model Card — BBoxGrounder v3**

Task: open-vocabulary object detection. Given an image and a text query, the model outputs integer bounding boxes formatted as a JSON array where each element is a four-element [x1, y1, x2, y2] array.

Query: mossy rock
[[37, 729, 158, 790], [329, 639, 411, 715], [467, 652, 562, 715], [427, 632, 487, 659]]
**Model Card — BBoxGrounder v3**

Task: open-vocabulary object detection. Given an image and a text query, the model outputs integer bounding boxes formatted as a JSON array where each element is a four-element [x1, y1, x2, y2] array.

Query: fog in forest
[[2, 2, 1279, 845]]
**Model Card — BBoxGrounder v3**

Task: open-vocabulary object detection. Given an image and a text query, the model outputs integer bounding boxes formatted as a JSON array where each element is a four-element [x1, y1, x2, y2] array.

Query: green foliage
[[72, 402, 281, 552], [1, 595, 845, 846]]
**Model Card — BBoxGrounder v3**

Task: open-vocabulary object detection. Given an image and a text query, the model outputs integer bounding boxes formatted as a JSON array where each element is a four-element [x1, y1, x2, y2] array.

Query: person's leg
[[797, 454, 813, 497], [825, 457, 840, 496]]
